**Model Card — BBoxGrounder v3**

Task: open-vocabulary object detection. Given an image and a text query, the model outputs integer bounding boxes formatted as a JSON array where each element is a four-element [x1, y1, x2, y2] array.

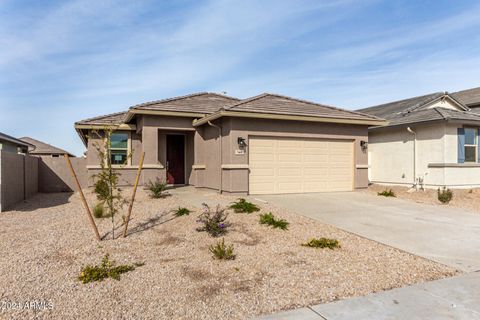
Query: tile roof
[[75, 111, 127, 126], [130, 92, 240, 114], [19, 137, 75, 157], [224, 93, 383, 121], [370, 107, 480, 128], [357, 92, 445, 119], [451, 86, 480, 107]]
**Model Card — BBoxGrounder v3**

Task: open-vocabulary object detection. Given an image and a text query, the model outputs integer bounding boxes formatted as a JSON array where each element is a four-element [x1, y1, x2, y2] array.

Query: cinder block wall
[[0, 151, 39, 212]]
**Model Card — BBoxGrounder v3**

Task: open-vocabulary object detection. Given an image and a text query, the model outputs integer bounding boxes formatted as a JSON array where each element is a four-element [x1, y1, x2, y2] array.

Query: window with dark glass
[[464, 128, 477, 162], [110, 132, 128, 165]]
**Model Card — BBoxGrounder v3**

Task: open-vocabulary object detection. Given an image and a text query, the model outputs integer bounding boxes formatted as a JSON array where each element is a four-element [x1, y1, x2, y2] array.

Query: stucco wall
[[39, 157, 88, 192], [369, 122, 480, 188], [0, 151, 38, 212], [197, 117, 369, 194]]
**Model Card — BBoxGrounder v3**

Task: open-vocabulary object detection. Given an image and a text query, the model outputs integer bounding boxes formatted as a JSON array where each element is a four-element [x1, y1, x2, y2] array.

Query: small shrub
[[209, 238, 235, 260], [174, 207, 191, 217], [438, 187, 453, 204], [78, 254, 144, 284], [302, 238, 340, 249], [378, 189, 396, 197], [229, 198, 260, 213], [196, 203, 230, 237], [146, 178, 168, 198], [93, 202, 105, 218], [259, 212, 289, 230]]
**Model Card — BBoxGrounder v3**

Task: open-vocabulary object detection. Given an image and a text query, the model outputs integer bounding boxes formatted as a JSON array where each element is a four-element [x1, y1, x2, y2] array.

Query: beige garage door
[[249, 136, 354, 194]]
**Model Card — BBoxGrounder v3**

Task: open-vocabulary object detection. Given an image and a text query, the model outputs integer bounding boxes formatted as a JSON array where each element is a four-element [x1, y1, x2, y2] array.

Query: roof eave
[[192, 110, 388, 127], [125, 109, 207, 123]]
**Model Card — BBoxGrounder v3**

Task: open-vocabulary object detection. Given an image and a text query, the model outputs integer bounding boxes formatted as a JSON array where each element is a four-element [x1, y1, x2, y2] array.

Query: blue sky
[[1, 0, 480, 156]]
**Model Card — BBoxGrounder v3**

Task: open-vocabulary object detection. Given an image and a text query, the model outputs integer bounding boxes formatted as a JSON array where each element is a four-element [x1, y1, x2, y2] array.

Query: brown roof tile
[[20, 137, 75, 156], [75, 111, 127, 126], [130, 92, 240, 114], [451, 86, 480, 107], [225, 93, 383, 121]]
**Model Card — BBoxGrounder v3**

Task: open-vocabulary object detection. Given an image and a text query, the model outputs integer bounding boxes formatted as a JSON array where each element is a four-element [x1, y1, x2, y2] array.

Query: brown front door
[[166, 134, 185, 184]]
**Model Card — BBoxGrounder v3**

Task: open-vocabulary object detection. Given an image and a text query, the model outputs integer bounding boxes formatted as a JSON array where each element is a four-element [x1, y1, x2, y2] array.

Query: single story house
[[75, 92, 385, 195], [358, 87, 480, 189], [19, 137, 75, 157], [0, 131, 32, 154]]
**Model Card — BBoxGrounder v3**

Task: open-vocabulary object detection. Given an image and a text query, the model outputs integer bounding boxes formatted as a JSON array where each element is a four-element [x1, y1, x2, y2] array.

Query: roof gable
[[224, 93, 382, 121], [75, 111, 127, 126]]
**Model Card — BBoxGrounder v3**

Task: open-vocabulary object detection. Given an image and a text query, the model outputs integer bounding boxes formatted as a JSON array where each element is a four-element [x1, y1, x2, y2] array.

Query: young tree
[[91, 128, 129, 239]]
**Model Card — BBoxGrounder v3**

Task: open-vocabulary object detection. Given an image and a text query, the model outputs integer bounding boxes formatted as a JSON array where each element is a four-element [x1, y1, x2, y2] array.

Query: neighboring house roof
[[357, 92, 474, 129], [357, 92, 446, 119], [0, 131, 33, 149], [19, 137, 75, 157], [451, 86, 480, 107]]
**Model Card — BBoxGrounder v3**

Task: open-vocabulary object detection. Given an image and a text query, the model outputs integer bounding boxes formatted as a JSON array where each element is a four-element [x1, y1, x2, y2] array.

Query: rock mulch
[[0, 188, 457, 319]]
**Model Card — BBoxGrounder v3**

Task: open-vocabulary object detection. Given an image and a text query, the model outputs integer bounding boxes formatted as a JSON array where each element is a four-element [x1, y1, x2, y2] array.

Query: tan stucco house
[[75, 92, 385, 195], [358, 87, 480, 189], [0, 132, 32, 154]]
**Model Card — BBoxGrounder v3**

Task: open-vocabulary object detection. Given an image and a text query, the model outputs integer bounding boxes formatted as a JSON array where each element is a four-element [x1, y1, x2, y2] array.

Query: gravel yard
[[0, 188, 457, 320], [365, 184, 480, 214]]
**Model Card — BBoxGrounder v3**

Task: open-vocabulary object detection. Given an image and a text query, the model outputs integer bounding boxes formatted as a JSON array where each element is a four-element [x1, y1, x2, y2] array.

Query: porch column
[[142, 126, 159, 165]]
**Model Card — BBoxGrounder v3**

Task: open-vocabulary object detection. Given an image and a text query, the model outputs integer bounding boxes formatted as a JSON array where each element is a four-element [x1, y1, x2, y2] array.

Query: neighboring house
[[358, 88, 480, 189], [75, 92, 385, 195], [0, 131, 32, 154], [19, 137, 75, 157]]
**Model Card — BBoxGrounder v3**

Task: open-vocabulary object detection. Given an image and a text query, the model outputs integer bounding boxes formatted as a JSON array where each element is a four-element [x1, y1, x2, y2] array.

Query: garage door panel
[[249, 136, 353, 194]]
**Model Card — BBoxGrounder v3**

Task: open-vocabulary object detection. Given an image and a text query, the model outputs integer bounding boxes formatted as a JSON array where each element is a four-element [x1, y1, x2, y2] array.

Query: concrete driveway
[[253, 191, 480, 272]]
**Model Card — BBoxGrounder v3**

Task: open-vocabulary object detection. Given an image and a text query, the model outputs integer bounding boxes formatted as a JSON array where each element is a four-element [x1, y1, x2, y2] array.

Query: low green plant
[[209, 238, 235, 260], [196, 203, 230, 237], [78, 254, 144, 284], [146, 178, 168, 198], [174, 207, 191, 217], [229, 198, 260, 213], [259, 212, 289, 230], [302, 238, 340, 249], [437, 187, 453, 204], [93, 202, 105, 218], [377, 189, 396, 197]]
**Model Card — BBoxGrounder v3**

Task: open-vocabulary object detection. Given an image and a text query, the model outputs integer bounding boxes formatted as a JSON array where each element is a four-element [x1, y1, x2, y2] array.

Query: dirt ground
[[0, 188, 457, 319], [365, 184, 480, 214]]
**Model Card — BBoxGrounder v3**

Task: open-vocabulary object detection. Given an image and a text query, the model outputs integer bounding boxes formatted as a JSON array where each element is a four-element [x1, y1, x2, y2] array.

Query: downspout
[[407, 127, 417, 189], [208, 121, 223, 193]]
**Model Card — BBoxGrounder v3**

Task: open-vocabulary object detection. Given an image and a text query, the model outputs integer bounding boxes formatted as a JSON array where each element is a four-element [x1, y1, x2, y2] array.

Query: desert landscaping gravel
[[365, 184, 480, 213], [0, 188, 457, 319]]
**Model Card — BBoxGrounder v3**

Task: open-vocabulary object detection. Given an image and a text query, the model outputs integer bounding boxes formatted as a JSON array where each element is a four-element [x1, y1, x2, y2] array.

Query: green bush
[[438, 187, 453, 204], [94, 179, 110, 201], [93, 202, 105, 218], [146, 178, 168, 198], [229, 198, 260, 213], [209, 238, 235, 260], [174, 207, 191, 217], [259, 212, 289, 230], [196, 204, 229, 237], [377, 189, 396, 197], [302, 238, 340, 249], [78, 254, 144, 284]]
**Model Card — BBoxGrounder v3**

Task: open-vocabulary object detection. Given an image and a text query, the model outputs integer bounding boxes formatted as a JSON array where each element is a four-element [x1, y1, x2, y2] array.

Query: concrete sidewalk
[[256, 272, 480, 320]]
